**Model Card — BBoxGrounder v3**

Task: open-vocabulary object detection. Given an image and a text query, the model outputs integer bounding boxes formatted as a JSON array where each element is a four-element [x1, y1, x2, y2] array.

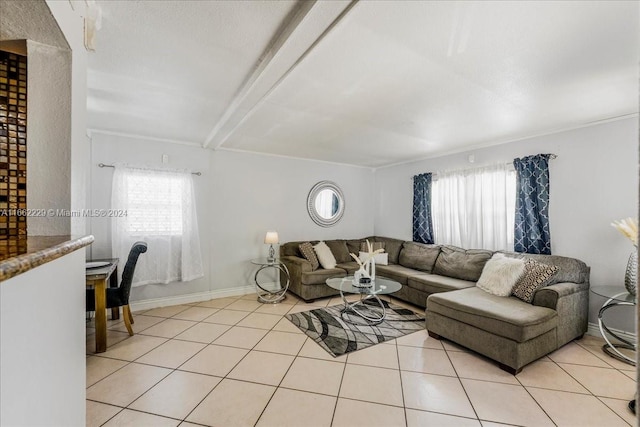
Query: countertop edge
[[0, 235, 95, 282]]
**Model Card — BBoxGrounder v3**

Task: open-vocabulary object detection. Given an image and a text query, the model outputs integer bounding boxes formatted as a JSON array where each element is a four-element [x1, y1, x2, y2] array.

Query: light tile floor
[[86, 293, 637, 427]]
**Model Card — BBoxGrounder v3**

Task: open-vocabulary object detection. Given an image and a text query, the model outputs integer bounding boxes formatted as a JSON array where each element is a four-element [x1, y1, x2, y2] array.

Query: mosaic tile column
[[0, 50, 27, 241]]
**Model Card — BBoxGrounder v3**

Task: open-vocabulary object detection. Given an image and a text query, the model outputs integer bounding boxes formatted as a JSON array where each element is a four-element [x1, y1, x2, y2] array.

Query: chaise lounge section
[[279, 236, 590, 373]]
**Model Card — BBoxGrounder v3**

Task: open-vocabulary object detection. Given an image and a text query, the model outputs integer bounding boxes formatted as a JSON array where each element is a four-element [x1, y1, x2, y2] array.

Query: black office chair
[[86, 241, 147, 336]]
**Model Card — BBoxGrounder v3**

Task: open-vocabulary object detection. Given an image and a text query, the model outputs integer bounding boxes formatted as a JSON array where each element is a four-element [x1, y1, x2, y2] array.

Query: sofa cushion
[[359, 251, 389, 265], [346, 239, 365, 255], [314, 241, 337, 269], [476, 254, 526, 296], [375, 264, 421, 285], [301, 268, 347, 285], [335, 261, 360, 274], [500, 251, 589, 285], [399, 242, 441, 272], [427, 287, 558, 342], [433, 246, 493, 281], [512, 259, 559, 303], [373, 236, 404, 264], [281, 241, 307, 258], [326, 240, 351, 264], [360, 241, 385, 252], [299, 242, 319, 271], [407, 273, 475, 294]]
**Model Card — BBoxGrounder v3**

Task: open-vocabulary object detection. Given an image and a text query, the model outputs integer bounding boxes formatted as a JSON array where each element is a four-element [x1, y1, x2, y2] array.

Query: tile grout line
[[551, 353, 635, 425], [88, 294, 246, 425], [393, 337, 409, 427], [513, 364, 558, 427], [439, 339, 482, 424]]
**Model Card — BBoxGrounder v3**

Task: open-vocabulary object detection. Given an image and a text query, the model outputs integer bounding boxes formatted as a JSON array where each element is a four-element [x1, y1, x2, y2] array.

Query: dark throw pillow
[[511, 258, 559, 303], [299, 242, 319, 271]]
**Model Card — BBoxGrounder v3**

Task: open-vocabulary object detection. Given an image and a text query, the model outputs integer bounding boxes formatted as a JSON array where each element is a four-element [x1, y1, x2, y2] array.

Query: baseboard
[[129, 285, 256, 312], [586, 322, 636, 342]]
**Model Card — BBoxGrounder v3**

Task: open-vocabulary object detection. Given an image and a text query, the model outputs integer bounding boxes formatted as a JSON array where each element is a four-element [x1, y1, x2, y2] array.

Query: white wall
[[26, 40, 72, 234], [209, 149, 375, 291], [375, 117, 639, 332], [0, 249, 86, 426], [90, 134, 212, 302], [46, 0, 91, 236], [89, 135, 375, 303]]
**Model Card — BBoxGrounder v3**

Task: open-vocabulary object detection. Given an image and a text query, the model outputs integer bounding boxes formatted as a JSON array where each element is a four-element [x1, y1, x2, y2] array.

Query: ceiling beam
[[203, 0, 359, 150]]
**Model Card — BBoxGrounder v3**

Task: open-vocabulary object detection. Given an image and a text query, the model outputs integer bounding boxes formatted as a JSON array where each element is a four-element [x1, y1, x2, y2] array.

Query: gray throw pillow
[[299, 242, 319, 271], [511, 258, 559, 303], [360, 241, 385, 252], [326, 240, 351, 263], [399, 242, 441, 272], [432, 246, 493, 281]]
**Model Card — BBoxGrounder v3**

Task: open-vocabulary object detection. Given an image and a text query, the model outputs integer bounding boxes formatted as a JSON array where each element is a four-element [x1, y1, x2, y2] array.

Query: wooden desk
[[86, 258, 119, 353]]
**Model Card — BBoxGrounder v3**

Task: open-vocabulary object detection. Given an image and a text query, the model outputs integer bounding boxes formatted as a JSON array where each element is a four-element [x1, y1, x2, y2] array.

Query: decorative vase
[[353, 265, 369, 286], [624, 248, 637, 296], [367, 257, 376, 281]]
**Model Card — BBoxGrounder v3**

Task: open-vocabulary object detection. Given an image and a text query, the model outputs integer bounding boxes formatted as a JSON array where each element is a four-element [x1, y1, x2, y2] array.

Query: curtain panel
[[513, 154, 552, 254], [412, 172, 434, 244], [111, 165, 204, 286], [432, 164, 515, 251]]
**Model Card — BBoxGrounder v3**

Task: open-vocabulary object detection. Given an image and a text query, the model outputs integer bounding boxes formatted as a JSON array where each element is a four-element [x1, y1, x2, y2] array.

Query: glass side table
[[250, 258, 290, 304], [590, 285, 636, 366]]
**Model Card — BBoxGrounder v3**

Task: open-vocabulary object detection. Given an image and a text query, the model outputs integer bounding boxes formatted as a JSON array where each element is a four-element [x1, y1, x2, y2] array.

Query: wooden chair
[[86, 242, 147, 335]]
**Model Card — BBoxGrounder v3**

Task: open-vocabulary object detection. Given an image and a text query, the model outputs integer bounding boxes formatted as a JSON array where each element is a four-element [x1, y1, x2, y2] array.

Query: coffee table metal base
[[339, 289, 386, 325]]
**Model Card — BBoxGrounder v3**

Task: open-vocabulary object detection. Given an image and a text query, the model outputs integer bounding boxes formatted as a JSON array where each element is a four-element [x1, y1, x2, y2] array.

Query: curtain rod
[[98, 163, 202, 176], [411, 154, 557, 179]]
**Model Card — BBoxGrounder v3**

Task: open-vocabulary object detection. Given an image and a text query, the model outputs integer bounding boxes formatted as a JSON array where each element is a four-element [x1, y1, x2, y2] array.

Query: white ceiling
[[87, 1, 639, 168]]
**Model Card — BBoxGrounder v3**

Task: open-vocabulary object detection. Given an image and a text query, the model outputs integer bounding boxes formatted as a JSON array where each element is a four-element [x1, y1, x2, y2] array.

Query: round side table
[[590, 285, 636, 366], [250, 258, 290, 304]]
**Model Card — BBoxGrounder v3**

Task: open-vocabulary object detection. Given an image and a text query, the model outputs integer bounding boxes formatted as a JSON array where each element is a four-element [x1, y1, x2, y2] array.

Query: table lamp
[[265, 231, 279, 263]]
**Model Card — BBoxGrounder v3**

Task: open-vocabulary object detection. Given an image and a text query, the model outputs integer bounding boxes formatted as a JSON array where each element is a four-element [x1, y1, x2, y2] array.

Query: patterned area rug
[[285, 299, 425, 357]]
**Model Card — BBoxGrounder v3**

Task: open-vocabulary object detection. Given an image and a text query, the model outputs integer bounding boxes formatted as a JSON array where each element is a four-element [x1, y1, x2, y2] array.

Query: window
[[432, 163, 516, 251], [111, 165, 204, 286], [125, 173, 184, 236]]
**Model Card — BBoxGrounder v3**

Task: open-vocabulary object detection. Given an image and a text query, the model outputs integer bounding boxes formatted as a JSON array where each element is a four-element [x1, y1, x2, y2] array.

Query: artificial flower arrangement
[[349, 239, 384, 286], [611, 217, 638, 247]]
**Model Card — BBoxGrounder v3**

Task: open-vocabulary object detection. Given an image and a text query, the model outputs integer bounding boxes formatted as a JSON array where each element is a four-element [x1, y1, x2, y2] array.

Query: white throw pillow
[[359, 251, 389, 266], [313, 241, 337, 269], [476, 254, 526, 296]]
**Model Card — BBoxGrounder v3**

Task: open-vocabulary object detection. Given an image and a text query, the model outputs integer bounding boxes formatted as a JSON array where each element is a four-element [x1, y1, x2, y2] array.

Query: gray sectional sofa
[[279, 236, 590, 374]]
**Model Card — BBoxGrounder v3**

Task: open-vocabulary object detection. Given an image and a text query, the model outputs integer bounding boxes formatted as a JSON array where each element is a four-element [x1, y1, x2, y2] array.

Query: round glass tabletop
[[326, 276, 402, 295], [590, 285, 636, 304], [251, 258, 280, 266]]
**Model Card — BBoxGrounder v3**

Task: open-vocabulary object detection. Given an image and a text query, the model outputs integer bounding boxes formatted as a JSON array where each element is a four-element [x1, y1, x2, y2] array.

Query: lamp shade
[[264, 231, 279, 244]]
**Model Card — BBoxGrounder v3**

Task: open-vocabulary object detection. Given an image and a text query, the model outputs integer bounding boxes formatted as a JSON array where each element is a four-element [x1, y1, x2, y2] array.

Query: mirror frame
[[307, 181, 345, 227]]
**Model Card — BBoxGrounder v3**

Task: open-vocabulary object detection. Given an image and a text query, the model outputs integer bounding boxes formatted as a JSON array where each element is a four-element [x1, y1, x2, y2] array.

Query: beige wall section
[[0, 0, 68, 49], [1, 0, 79, 235], [47, 0, 91, 237], [26, 40, 72, 234]]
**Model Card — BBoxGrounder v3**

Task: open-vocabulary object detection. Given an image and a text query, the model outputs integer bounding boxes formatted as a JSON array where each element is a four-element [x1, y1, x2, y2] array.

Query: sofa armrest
[[279, 256, 312, 288], [533, 281, 589, 346], [280, 256, 312, 273], [532, 282, 589, 310]]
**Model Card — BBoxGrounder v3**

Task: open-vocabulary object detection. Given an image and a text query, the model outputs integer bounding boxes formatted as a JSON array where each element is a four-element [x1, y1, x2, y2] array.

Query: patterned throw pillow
[[511, 258, 559, 303], [299, 242, 319, 271], [360, 241, 385, 252]]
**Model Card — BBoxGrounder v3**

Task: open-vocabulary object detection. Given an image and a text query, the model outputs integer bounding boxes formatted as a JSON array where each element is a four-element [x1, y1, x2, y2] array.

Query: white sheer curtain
[[111, 165, 204, 286], [432, 163, 516, 251]]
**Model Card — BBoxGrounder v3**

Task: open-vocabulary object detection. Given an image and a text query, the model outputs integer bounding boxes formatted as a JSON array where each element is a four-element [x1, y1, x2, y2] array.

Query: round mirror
[[307, 181, 345, 227]]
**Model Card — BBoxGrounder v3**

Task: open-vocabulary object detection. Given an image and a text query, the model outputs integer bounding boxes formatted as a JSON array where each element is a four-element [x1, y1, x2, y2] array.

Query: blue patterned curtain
[[513, 154, 552, 254], [413, 173, 434, 244]]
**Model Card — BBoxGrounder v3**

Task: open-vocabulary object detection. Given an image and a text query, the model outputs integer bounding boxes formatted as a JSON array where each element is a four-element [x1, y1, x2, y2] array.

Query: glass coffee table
[[326, 276, 402, 325]]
